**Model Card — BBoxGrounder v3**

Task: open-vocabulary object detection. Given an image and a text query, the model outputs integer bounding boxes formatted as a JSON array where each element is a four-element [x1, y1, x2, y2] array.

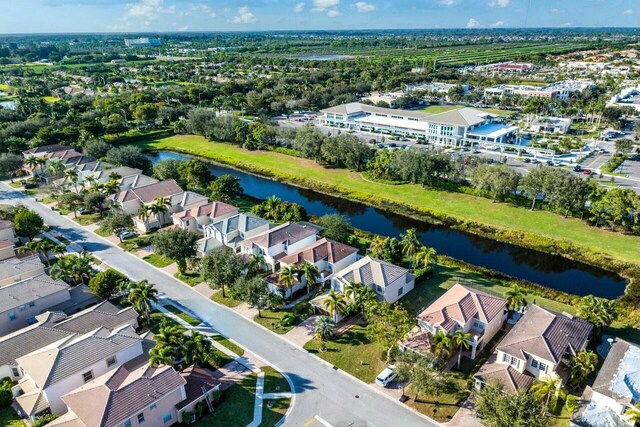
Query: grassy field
[[419, 105, 514, 116], [210, 290, 243, 308], [142, 253, 173, 268], [164, 304, 201, 326], [134, 135, 640, 264], [118, 234, 154, 252], [211, 334, 245, 357], [73, 212, 102, 225], [253, 302, 314, 335], [43, 96, 61, 103], [197, 374, 257, 427], [175, 271, 204, 286]]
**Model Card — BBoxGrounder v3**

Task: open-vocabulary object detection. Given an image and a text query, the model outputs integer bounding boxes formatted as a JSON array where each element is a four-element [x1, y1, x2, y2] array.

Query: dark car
[[523, 158, 531, 163], [23, 182, 38, 189], [546, 160, 554, 166], [629, 154, 640, 161], [574, 165, 582, 172]]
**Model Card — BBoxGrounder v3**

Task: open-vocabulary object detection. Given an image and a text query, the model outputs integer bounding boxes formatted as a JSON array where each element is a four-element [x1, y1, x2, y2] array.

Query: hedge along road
[[144, 144, 626, 299]]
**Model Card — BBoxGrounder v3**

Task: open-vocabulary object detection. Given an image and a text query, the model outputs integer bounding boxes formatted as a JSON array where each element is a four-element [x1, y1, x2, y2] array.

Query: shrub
[[33, 414, 58, 427], [99, 210, 134, 234], [279, 312, 297, 327], [0, 378, 12, 408]]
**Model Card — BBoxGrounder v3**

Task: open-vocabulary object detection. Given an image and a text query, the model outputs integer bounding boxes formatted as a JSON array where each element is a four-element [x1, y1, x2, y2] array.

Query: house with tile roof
[[401, 283, 507, 359], [574, 338, 639, 427], [473, 304, 593, 393], [200, 212, 270, 255], [14, 325, 149, 420], [239, 222, 320, 272], [0, 219, 18, 244], [0, 301, 138, 382], [0, 273, 72, 336], [0, 253, 45, 286], [172, 201, 239, 235]]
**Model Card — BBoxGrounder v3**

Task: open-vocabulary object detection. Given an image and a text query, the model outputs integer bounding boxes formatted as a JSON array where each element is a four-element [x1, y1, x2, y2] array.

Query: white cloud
[[178, 25, 189, 31], [293, 2, 305, 13], [327, 9, 341, 17], [123, 0, 174, 22], [354, 1, 375, 12], [551, 8, 561, 15], [192, 3, 215, 17], [623, 9, 633, 15], [466, 18, 480, 28], [488, 0, 509, 7], [231, 6, 256, 23], [438, 0, 455, 5], [312, 0, 339, 12], [491, 20, 505, 27], [561, 22, 574, 27]]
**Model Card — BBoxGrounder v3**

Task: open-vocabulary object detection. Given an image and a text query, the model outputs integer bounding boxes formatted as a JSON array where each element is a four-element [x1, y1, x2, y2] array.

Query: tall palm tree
[[103, 179, 120, 196], [625, 405, 640, 425], [154, 321, 184, 348], [505, 285, 528, 313], [314, 316, 335, 341], [138, 204, 151, 229], [25, 155, 41, 174], [46, 159, 66, 178], [569, 349, 598, 387], [323, 290, 347, 322], [531, 376, 567, 413], [400, 228, 420, 268], [414, 246, 437, 271], [150, 197, 171, 228], [246, 253, 266, 277], [180, 331, 213, 367], [50, 254, 94, 285], [108, 172, 122, 181], [149, 344, 177, 367], [300, 262, 319, 295], [452, 329, 472, 370], [63, 168, 80, 194], [344, 281, 362, 301], [17, 239, 58, 266], [431, 329, 453, 359], [278, 266, 296, 297], [127, 280, 158, 324], [84, 175, 97, 191]]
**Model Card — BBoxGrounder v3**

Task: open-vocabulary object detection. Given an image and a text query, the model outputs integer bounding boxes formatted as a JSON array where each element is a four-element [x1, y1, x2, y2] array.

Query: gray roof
[[474, 353, 535, 393], [240, 222, 319, 249], [334, 256, 412, 288], [591, 339, 640, 405], [0, 273, 70, 313], [0, 254, 44, 283], [212, 213, 269, 235], [496, 305, 593, 364], [0, 302, 138, 366], [16, 325, 143, 388], [427, 107, 495, 127]]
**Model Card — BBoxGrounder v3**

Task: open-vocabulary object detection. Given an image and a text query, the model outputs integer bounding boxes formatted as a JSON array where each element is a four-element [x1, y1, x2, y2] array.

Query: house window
[[163, 412, 172, 423], [28, 301, 35, 308], [11, 368, 20, 377], [531, 359, 539, 369], [82, 371, 94, 382], [124, 420, 132, 427], [398, 287, 404, 297], [8, 311, 16, 321], [502, 353, 510, 363], [19, 305, 26, 312], [106, 356, 117, 367], [137, 413, 145, 424], [375, 285, 384, 295], [538, 362, 547, 373], [473, 320, 485, 330], [510, 357, 518, 368], [150, 403, 157, 410]]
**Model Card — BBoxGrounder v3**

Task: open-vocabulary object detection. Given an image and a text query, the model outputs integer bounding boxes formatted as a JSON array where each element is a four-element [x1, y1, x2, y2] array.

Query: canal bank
[[146, 150, 627, 299]]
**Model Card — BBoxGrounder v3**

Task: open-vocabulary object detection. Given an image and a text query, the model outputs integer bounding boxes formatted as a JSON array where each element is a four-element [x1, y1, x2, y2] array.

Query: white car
[[375, 366, 397, 387]]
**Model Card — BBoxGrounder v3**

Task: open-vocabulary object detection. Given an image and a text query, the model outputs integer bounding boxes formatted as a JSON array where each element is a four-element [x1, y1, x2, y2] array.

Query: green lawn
[[211, 335, 245, 357], [119, 235, 154, 252], [175, 271, 204, 286], [262, 366, 290, 395], [73, 212, 102, 225], [142, 253, 174, 268], [43, 96, 60, 103], [0, 407, 24, 427], [404, 374, 470, 423], [196, 374, 257, 427], [210, 290, 243, 308], [304, 324, 387, 383], [164, 304, 202, 326], [419, 104, 514, 116], [261, 398, 290, 427], [94, 226, 111, 237], [253, 302, 313, 335], [133, 136, 640, 264], [148, 310, 187, 334]]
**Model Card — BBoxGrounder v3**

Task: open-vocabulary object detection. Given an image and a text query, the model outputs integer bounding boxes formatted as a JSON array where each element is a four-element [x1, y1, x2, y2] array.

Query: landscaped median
[[132, 135, 640, 268]]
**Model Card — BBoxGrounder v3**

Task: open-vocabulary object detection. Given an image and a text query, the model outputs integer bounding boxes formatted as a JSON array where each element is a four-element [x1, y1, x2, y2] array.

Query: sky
[[1, 0, 638, 34]]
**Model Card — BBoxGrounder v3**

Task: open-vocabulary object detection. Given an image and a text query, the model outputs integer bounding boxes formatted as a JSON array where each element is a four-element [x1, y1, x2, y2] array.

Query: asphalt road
[[0, 183, 438, 427]]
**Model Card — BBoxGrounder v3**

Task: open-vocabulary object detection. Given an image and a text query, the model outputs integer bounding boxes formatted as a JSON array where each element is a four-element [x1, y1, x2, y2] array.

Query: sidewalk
[[283, 315, 318, 347]]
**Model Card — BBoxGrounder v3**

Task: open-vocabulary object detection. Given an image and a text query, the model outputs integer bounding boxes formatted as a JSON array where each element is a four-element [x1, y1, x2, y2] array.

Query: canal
[[149, 151, 627, 298]]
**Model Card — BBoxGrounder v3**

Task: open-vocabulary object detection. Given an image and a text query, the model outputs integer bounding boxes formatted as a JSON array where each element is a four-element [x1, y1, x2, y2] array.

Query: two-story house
[[0, 254, 45, 286], [0, 219, 18, 244], [200, 213, 270, 255], [474, 304, 593, 393], [172, 201, 239, 235], [238, 222, 320, 272], [0, 274, 71, 336], [14, 325, 150, 421], [268, 238, 359, 298], [401, 283, 507, 359], [575, 338, 640, 427], [0, 301, 138, 382]]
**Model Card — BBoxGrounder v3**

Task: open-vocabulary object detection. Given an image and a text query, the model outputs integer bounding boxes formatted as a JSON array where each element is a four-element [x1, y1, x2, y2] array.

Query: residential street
[[0, 182, 438, 427]]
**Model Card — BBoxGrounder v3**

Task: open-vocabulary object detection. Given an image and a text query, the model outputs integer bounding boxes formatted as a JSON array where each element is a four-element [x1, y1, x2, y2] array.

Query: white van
[[375, 366, 397, 387]]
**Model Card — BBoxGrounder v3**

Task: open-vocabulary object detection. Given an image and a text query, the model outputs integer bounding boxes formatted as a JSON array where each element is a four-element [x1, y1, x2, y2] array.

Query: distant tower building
[[124, 37, 162, 48]]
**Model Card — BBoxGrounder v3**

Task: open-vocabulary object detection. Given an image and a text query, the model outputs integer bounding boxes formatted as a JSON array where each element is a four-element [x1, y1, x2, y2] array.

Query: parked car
[[76, 207, 86, 215], [574, 165, 582, 172], [583, 169, 592, 175], [523, 158, 531, 163], [629, 154, 640, 161], [119, 230, 137, 240], [23, 182, 38, 189], [546, 160, 554, 166], [531, 159, 541, 164], [375, 366, 397, 387]]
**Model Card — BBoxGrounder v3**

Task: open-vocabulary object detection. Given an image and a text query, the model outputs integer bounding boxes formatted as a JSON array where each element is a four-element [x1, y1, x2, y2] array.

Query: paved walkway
[[249, 372, 266, 427], [283, 315, 318, 347]]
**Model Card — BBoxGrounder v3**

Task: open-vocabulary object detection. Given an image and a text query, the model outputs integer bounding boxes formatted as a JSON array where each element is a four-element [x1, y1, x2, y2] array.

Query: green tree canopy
[[88, 268, 126, 300], [152, 228, 198, 273]]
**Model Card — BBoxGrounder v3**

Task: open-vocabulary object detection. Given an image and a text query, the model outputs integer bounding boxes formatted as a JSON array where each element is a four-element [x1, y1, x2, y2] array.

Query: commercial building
[[530, 116, 572, 134], [320, 102, 518, 147], [484, 80, 594, 101], [607, 86, 640, 112], [124, 37, 161, 48]]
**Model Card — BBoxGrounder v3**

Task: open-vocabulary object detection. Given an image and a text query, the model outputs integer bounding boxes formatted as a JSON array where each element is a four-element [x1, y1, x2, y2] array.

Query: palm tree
[[25, 155, 41, 174], [63, 168, 80, 194], [314, 316, 335, 341], [452, 329, 472, 370], [504, 285, 528, 313], [414, 246, 437, 271], [103, 179, 120, 196], [109, 172, 122, 181], [323, 290, 347, 322], [46, 159, 66, 178], [431, 329, 453, 359], [300, 262, 319, 295], [531, 376, 567, 413], [127, 280, 158, 324], [84, 175, 97, 191], [278, 266, 296, 298], [246, 253, 266, 277], [150, 197, 171, 228], [17, 239, 58, 266], [400, 228, 420, 268], [569, 349, 598, 387], [625, 405, 640, 425], [138, 204, 151, 229], [154, 321, 184, 348], [344, 281, 362, 301], [50, 254, 94, 285], [180, 331, 213, 367], [149, 344, 177, 367]]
